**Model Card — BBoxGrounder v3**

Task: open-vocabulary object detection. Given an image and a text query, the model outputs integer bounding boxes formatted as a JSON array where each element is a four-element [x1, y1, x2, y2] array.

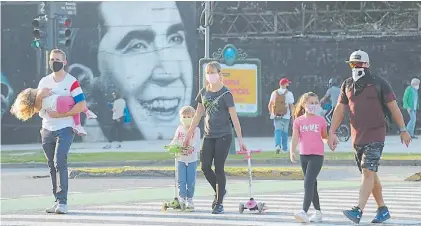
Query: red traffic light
[[64, 18, 71, 27]]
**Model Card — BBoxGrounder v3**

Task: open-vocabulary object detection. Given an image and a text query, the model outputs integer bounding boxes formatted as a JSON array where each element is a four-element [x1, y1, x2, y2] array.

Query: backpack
[[373, 76, 394, 132], [271, 90, 288, 116]]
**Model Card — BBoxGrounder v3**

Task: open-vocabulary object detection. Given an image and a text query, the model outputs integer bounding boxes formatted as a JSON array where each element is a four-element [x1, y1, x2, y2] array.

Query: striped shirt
[[37, 73, 86, 131]]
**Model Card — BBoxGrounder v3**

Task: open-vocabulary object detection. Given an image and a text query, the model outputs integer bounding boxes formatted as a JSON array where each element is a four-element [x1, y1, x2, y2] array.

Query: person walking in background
[[268, 78, 295, 153], [320, 77, 341, 124], [290, 92, 330, 223], [103, 92, 126, 149], [403, 78, 420, 139]]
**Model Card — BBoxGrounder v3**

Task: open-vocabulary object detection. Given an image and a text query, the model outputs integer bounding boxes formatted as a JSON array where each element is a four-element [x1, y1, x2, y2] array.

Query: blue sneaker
[[343, 206, 363, 224], [371, 206, 390, 223], [212, 190, 227, 209], [212, 204, 224, 214]]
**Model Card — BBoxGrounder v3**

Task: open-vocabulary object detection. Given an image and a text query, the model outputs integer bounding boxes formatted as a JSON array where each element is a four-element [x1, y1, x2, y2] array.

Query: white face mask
[[352, 68, 365, 82], [413, 85, 420, 90]]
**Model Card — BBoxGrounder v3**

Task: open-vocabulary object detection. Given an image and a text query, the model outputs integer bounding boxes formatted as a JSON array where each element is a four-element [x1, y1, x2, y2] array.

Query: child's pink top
[[293, 115, 327, 156]]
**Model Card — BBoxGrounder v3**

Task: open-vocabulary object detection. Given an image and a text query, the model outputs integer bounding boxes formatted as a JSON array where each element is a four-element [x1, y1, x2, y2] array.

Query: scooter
[[237, 149, 268, 214], [161, 144, 191, 212]]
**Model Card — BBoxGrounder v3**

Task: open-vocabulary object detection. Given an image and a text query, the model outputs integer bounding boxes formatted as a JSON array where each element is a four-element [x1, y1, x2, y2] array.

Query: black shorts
[[354, 142, 384, 173]]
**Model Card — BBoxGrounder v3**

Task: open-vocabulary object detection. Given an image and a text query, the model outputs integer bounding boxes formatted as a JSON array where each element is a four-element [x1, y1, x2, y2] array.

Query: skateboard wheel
[[239, 203, 245, 214], [162, 202, 168, 212], [257, 202, 264, 214]]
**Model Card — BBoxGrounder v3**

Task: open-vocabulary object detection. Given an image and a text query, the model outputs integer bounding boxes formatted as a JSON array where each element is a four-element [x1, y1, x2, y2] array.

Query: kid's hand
[[183, 129, 193, 147], [290, 152, 297, 164]]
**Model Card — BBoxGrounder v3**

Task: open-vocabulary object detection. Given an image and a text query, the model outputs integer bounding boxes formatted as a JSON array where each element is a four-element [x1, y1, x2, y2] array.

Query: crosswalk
[[2, 184, 421, 226]]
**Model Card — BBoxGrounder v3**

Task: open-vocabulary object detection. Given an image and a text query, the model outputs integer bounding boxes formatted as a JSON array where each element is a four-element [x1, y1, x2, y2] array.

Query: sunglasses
[[348, 62, 364, 68]]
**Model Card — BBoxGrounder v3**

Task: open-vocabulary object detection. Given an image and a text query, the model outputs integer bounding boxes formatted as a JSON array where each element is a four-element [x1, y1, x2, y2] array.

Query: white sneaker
[[73, 125, 87, 136], [45, 203, 57, 213], [103, 144, 112, 149], [310, 210, 323, 222], [55, 204, 68, 214], [186, 198, 195, 210], [85, 110, 97, 119], [294, 209, 310, 223]]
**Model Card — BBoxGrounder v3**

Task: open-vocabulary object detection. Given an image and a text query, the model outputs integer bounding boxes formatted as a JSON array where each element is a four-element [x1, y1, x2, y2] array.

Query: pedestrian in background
[[268, 78, 295, 153], [103, 92, 126, 149], [403, 78, 420, 139]]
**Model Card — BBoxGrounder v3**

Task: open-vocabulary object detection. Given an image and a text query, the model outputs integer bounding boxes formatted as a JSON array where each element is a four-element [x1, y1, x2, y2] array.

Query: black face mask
[[51, 61, 64, 72]]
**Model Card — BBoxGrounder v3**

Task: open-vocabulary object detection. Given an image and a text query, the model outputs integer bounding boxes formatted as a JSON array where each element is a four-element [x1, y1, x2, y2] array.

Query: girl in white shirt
[[169, 106, 201, 211], [10, 88, 96, 136]]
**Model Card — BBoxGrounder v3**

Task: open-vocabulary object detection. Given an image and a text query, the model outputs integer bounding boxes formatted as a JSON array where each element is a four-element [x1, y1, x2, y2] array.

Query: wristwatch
[[399, 127, 407, 133]]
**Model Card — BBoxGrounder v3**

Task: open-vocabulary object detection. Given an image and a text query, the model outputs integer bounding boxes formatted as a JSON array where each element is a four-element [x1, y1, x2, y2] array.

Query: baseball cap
[[279, 78, 291, 86], [346, 50, 369, 63]]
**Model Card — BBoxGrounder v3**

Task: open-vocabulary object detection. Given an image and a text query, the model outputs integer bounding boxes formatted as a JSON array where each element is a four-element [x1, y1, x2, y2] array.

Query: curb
[[67, 168, 304, 180], [2, 159, 420, 169]]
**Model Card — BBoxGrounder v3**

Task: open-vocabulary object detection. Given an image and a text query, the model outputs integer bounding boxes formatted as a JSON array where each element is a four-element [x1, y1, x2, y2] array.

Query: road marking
[[2, 184, 420, 225]]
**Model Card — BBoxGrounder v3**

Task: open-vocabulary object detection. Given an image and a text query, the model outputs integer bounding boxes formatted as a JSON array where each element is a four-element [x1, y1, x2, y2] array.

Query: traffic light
[[56, 16, 72, 48], [31, 16, 47, 49]]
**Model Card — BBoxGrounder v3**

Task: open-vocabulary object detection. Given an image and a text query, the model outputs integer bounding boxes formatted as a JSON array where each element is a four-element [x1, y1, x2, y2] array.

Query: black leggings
[[108, 117, 123, 143], [200, 134, 232, 204], [300, 155, 324, 212]]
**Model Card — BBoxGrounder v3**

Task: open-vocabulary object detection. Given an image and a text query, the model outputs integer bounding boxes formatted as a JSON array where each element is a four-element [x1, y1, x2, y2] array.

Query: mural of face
[[97, 1, 193, 140], [1, 73, 14, 118]]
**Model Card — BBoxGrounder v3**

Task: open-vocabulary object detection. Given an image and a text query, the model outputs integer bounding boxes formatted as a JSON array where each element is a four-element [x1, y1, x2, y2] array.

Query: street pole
[[44, 2, 55, 75], [204, 1, 210, 58]]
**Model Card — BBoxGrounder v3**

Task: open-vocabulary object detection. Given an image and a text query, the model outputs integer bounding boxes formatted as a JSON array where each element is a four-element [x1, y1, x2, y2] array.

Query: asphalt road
[[1, 166, 419, 200]]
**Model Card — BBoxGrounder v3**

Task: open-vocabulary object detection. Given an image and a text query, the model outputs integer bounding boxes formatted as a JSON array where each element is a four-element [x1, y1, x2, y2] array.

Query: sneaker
[[186, 198, 195, 211], [294, 210, 310, 223], [73, 125, 87, 136], [55, 204, 68, 214], [275, 148, 281, 154], [116, 143, 122, 148], [371, 206, 390, 223], [343, 206, 363, 224], [309, 210, 323, 222], [411, 136, 418, 139], [178, 197, 186, 209], [85, 110, 97, 119], [45, 203, 57, 213], [103, 144, 112, 149], [212, 190, 227, 209], [212, 204, 224, 214]]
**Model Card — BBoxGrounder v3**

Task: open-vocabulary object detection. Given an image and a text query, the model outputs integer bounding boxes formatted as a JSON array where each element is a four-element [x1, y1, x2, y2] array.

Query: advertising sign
[[200, 62, 259, 116]]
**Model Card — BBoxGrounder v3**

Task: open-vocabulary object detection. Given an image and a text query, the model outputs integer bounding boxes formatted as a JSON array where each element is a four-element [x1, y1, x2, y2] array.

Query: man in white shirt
[[35, 49, 87, 214], [268, 78, 295, 153], [103, 92, 126, 149]]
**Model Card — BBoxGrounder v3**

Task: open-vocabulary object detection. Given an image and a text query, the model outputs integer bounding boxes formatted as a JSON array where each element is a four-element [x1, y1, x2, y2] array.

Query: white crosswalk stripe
[[2, 184, 421, 226]]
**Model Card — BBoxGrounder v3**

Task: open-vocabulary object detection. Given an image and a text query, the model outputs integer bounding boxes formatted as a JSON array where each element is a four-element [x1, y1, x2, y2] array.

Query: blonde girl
[[10, 88, 96, 136]]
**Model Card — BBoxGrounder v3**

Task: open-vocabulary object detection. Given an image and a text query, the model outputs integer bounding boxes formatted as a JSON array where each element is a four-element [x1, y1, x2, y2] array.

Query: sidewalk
[[1, 136, 420, 153]]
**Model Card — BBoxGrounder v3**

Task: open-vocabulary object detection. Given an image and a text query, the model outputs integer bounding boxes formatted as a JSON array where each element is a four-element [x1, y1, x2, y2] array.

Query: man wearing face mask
[[35, 49, 87, 214], [327, 50, 411, 224], [403, 78, 420, 139]]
